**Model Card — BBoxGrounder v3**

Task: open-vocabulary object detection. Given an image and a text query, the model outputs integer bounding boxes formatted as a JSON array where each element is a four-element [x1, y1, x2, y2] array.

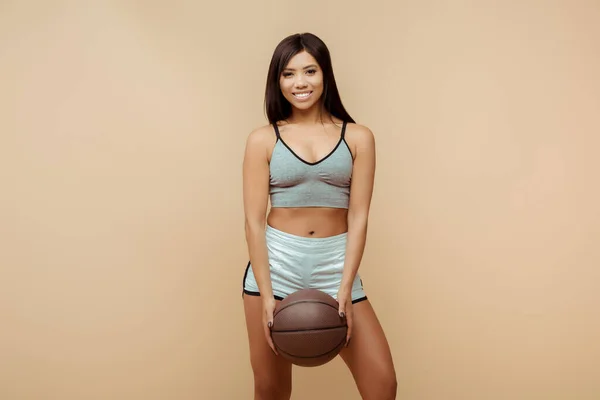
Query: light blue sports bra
[[269, 121, 353, 209]]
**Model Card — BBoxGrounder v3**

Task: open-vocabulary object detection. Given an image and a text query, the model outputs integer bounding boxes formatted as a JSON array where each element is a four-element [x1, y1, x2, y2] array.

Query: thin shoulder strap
[[340, 121, 347, 139], [272, 123, 281, 140]]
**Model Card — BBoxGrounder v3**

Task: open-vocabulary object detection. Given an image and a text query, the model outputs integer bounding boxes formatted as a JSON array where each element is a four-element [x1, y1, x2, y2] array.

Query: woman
[[241, 32, 397, 400]]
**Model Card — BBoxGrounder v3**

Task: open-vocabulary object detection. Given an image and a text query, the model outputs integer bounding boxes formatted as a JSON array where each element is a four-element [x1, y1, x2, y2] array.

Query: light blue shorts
[[242, 225, 367, 304]]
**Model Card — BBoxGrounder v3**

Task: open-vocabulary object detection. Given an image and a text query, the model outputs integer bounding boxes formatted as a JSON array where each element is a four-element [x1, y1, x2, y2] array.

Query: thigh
[[243, 294, 293, 391], [338, 300, 397, 399]]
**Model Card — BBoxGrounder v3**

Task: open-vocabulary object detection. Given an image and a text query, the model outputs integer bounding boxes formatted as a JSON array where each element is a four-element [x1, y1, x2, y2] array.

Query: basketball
[[270, 289, 347, 367]]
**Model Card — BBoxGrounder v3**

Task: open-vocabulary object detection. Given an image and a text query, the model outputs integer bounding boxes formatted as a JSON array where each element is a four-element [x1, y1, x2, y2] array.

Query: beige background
[[1, 1, 599, 399]]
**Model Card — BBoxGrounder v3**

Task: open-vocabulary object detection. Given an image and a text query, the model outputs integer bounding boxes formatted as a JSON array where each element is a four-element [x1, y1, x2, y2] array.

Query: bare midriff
[[267, 207, 348, 238]]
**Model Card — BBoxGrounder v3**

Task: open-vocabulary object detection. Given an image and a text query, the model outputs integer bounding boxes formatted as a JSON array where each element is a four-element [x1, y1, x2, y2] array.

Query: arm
[[242, 127, 274, 300], [339, 125, 376, 298]]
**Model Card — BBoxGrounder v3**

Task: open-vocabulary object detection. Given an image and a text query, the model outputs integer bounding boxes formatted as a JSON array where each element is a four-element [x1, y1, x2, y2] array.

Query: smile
[[293, 91, 313, 100]]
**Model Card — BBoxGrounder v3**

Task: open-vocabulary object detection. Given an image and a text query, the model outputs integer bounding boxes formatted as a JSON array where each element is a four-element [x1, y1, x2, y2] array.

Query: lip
[[292, 91, 313, 101]]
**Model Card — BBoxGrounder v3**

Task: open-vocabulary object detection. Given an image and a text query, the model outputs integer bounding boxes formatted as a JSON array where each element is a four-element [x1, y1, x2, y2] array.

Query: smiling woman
[[281, 59, 320, 103], [263, 33, 354, 129], [241, 32, 397, 400]]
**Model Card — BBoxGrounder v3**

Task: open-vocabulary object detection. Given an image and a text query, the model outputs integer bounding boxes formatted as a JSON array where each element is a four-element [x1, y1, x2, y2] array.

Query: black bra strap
[[340, 121, 347, 139], [273, 123, 281, 139]]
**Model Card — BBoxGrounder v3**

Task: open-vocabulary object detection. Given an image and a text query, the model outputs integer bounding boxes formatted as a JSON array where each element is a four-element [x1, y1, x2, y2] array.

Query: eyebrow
[[283, 64, 318, 71]]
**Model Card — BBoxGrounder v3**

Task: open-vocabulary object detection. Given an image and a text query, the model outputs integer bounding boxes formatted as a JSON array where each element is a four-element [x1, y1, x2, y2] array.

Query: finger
[[346, 312, 353, 347], [265, 321, 278, 355]]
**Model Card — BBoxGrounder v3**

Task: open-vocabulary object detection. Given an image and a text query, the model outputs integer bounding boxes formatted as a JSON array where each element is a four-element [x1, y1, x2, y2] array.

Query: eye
[[282, 72, 293, 78], [306, 69, 317, 75]]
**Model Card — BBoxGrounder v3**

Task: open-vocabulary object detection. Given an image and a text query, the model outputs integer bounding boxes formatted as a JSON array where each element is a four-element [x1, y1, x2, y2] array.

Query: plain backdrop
[[1, 1, 599, 399]]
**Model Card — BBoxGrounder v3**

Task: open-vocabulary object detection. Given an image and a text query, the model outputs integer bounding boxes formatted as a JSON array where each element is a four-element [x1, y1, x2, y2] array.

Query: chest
[[271, 124, 355, 164], [269, 140, 353, 187]]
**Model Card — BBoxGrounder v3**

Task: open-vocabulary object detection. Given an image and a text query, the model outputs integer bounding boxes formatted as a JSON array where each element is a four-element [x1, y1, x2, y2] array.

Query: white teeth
[[294, 92, 311, 98]]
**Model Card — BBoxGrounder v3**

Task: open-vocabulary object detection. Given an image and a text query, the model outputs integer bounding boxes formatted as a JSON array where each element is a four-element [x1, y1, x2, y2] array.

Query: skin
[[242, 50, 397, 400]]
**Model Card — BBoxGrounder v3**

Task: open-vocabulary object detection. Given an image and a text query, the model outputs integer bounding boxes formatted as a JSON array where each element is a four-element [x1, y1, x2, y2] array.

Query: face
[[279, 50, 324, 110]]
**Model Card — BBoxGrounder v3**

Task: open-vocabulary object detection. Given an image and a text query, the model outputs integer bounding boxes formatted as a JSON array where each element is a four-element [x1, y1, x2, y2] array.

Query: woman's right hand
[[263, 297, 278, 355]]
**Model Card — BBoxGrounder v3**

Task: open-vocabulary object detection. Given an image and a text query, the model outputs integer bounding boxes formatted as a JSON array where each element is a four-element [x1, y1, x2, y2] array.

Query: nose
[[294, 75, 308, 88]]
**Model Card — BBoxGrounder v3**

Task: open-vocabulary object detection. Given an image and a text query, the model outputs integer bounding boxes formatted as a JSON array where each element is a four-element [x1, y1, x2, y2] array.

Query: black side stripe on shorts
[[242, 261, 284, 300]]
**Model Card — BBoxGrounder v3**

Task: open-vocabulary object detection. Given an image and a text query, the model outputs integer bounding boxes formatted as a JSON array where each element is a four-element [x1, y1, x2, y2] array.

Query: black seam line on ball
[[275, 336, 347, 359], [272, 325, 347, 333], [274, 300, 339, 316]]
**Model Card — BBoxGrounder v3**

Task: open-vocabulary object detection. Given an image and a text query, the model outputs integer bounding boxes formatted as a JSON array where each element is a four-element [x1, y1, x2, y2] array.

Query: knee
[[367, 372, 397, 400], [381, 372, 398, 400], [253, 374, 292, 400]]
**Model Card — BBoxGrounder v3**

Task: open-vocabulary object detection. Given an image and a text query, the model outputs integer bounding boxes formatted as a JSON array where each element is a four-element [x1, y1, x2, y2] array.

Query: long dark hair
[[264, 33, 355, 125]]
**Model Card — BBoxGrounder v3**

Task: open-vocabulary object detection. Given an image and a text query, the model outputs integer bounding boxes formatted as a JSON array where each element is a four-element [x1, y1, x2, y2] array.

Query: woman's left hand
[[337, 290, 353, 347]]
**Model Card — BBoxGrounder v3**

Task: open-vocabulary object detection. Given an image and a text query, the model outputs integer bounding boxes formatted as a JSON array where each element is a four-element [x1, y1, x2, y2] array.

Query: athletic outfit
[[242, 121, 368, 304]]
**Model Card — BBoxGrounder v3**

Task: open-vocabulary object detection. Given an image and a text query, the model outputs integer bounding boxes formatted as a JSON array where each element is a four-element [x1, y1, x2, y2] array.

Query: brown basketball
[[271, 289, 347, 367]]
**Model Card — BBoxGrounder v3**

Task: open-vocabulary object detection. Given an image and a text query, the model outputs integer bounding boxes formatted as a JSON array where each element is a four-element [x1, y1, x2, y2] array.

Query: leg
[[243, 294, 293, 400], [339, 300, 397, 400]]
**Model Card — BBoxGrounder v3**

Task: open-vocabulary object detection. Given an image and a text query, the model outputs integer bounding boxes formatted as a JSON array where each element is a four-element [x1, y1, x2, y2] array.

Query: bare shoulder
[[244, 124, 277, 156], [344, 122, 376, 152], [246, 124, 276, 146]]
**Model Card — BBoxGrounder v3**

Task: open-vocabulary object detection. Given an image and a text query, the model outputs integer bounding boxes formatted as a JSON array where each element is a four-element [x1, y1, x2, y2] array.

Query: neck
[[288, 103, 333, 125]]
